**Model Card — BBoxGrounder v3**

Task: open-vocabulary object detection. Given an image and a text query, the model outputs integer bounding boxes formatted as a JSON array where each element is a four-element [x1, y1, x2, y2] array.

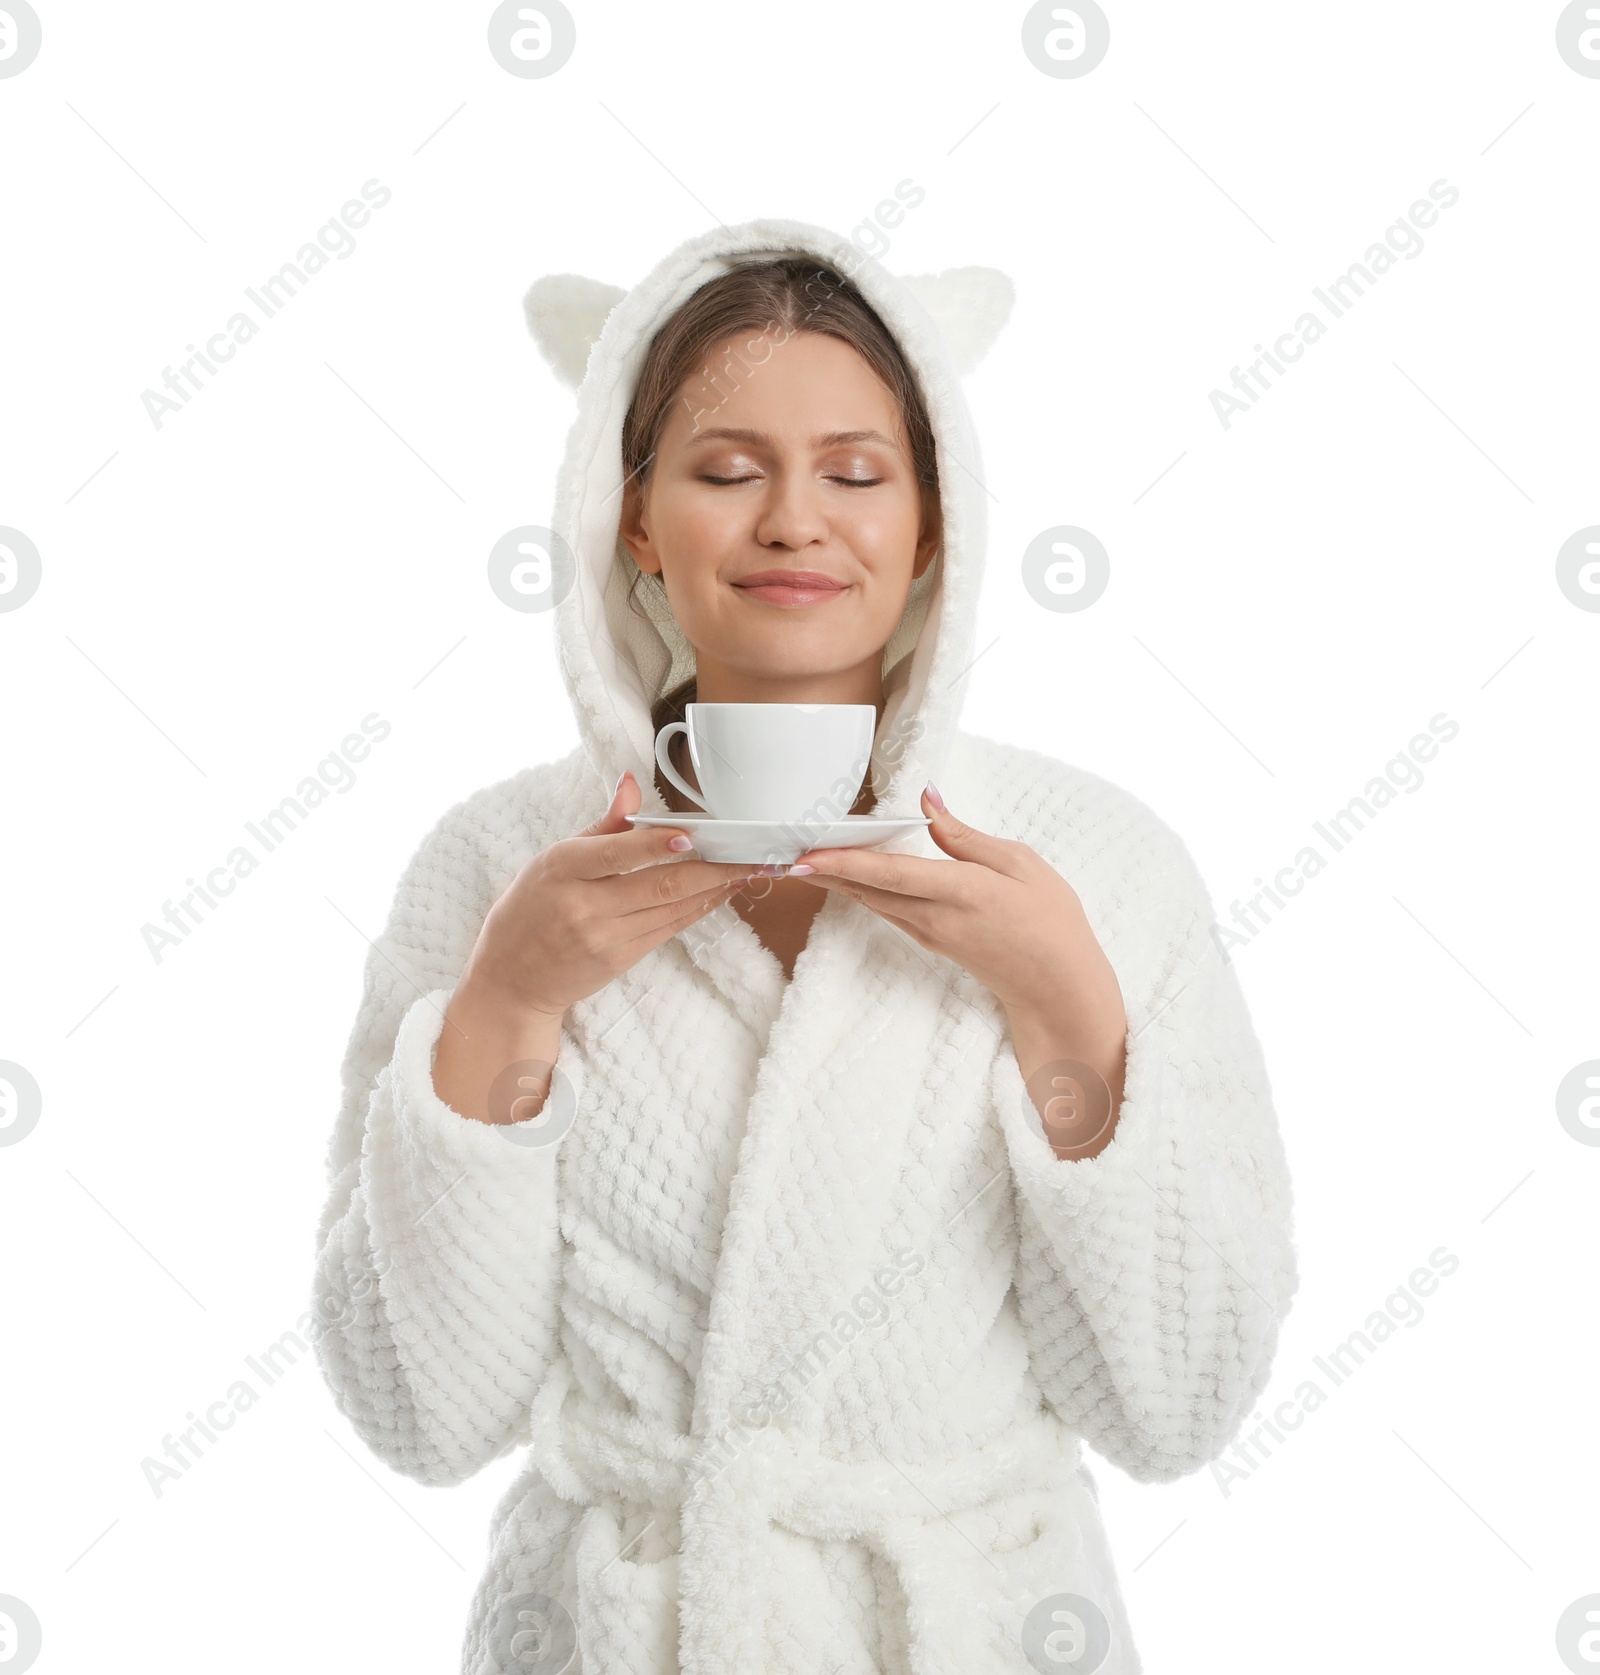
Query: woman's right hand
[[458, 767, 763, 1019], [432, 770, 761, 1123]]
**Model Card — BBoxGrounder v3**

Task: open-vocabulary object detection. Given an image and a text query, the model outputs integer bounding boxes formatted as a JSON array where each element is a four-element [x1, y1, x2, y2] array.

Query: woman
[[310, 219, 1298, 1675]]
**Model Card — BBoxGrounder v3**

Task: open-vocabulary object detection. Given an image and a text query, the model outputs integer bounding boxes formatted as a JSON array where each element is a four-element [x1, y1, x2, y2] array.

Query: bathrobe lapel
[[677, 883, 965, 1440], [659, 883, 1038, 1675]]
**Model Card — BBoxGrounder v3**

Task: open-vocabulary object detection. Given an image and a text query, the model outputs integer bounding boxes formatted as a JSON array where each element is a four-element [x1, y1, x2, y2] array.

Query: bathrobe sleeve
[[992, 818, 1298, 1485], [309, 798, 579, 1488]]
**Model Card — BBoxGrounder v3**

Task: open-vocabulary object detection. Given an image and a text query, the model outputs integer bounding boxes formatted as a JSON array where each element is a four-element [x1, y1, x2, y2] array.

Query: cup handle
[[654, 722, 707, 811]]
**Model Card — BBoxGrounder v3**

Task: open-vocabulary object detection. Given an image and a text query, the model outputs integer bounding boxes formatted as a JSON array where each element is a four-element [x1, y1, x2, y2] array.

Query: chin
[[727, 646, 868, 683]]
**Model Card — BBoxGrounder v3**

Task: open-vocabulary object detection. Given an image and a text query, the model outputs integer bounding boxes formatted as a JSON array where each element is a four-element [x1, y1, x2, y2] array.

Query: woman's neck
[[691, 652, 885, 712]]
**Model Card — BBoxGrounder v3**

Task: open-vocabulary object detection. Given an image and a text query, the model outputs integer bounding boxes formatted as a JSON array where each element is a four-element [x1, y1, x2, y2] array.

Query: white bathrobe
[[310, 218, 1299, 1675]]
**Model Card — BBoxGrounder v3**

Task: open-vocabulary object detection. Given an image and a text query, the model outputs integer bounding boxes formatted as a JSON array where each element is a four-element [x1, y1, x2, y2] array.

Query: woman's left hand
[[791, 781, 1130, 1152]]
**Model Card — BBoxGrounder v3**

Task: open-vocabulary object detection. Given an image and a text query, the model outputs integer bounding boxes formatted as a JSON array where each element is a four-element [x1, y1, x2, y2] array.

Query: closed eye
[[698, 474, 884, 487]]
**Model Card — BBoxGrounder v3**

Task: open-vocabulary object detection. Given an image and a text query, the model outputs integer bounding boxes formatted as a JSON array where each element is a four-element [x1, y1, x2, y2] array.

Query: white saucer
[[627, 813, 930, 865]]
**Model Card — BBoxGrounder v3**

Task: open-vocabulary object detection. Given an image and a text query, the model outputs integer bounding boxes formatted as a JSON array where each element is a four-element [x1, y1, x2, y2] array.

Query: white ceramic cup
[[654, 702, 876, 822]]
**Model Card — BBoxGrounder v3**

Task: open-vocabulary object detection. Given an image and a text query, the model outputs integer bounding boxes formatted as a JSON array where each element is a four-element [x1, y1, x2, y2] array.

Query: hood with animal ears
[[522, 218, 1013, 820]]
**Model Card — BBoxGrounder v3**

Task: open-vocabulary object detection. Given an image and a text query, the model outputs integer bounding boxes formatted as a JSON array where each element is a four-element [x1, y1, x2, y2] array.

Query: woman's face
[[619, 328, 939, 695]]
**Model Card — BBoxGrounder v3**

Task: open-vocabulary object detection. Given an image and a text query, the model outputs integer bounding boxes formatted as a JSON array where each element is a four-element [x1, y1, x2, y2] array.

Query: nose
[[752, 466, 829, 552]]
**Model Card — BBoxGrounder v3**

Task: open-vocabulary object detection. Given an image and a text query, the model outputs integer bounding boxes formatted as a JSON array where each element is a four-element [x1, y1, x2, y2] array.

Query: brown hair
[[623, 256, 942, 760]]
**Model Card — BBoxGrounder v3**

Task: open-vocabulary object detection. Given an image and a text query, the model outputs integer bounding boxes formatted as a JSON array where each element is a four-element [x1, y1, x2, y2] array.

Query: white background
[[2, 2, 1596, 1670]]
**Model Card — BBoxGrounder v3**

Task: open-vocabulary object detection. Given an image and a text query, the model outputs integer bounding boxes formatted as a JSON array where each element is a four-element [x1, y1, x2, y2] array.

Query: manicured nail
[[667, 834, 692, 851], [788, 863, 816, 876], [613, 768, 630, 798], [924, 779, 945, 811]]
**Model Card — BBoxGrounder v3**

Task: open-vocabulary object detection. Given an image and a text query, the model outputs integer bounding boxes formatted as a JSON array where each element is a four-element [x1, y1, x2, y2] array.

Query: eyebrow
[[683, 426, 901, 450]]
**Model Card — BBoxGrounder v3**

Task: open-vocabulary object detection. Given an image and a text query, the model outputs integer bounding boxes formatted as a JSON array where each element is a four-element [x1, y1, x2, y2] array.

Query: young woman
[[311, 220, 1298, 1675]]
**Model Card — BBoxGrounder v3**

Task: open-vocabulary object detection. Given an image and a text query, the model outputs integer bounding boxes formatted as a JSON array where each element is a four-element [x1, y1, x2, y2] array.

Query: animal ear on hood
[[523, 272, 629, 389], [521, 259, 1015, 390], [896, 266, 1015, 375]]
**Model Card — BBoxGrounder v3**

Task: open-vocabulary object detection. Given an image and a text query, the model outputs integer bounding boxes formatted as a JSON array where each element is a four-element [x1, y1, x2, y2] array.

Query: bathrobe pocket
[[571, 1499, 682, 1674], [875, 1465, 1143, 1675], [465, 1469, 585, 1675]]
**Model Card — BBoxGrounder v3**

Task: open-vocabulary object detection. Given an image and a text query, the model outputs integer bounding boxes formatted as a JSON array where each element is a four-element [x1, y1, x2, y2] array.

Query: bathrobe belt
[[522, 1359, 1085, 1673]]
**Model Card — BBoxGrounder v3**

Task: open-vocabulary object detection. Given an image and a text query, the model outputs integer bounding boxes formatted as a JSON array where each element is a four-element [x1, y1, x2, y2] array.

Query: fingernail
[[924, 779, 945, 811], [667, 834, 692, 851], [788, 863, 816, 876], [613, 768, 630, 798]]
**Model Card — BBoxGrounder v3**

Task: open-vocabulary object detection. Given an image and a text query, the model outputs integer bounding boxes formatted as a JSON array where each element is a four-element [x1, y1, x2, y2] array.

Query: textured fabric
[[309, 218, 1299, 1674]]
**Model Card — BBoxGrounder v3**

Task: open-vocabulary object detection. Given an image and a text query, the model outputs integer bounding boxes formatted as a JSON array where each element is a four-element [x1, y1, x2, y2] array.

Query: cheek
[[845, 494, 923, 569], [683, 489, 747, 549], [655, 487, 741, 562]]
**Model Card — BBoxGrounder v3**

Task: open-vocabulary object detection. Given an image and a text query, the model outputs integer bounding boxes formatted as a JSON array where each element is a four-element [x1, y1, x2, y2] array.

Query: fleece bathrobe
[[310, 217, 1299, 1675]]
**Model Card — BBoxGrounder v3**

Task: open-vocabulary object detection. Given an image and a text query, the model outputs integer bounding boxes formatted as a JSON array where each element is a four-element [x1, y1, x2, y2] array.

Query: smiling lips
[[731, 568, 848, 606]]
